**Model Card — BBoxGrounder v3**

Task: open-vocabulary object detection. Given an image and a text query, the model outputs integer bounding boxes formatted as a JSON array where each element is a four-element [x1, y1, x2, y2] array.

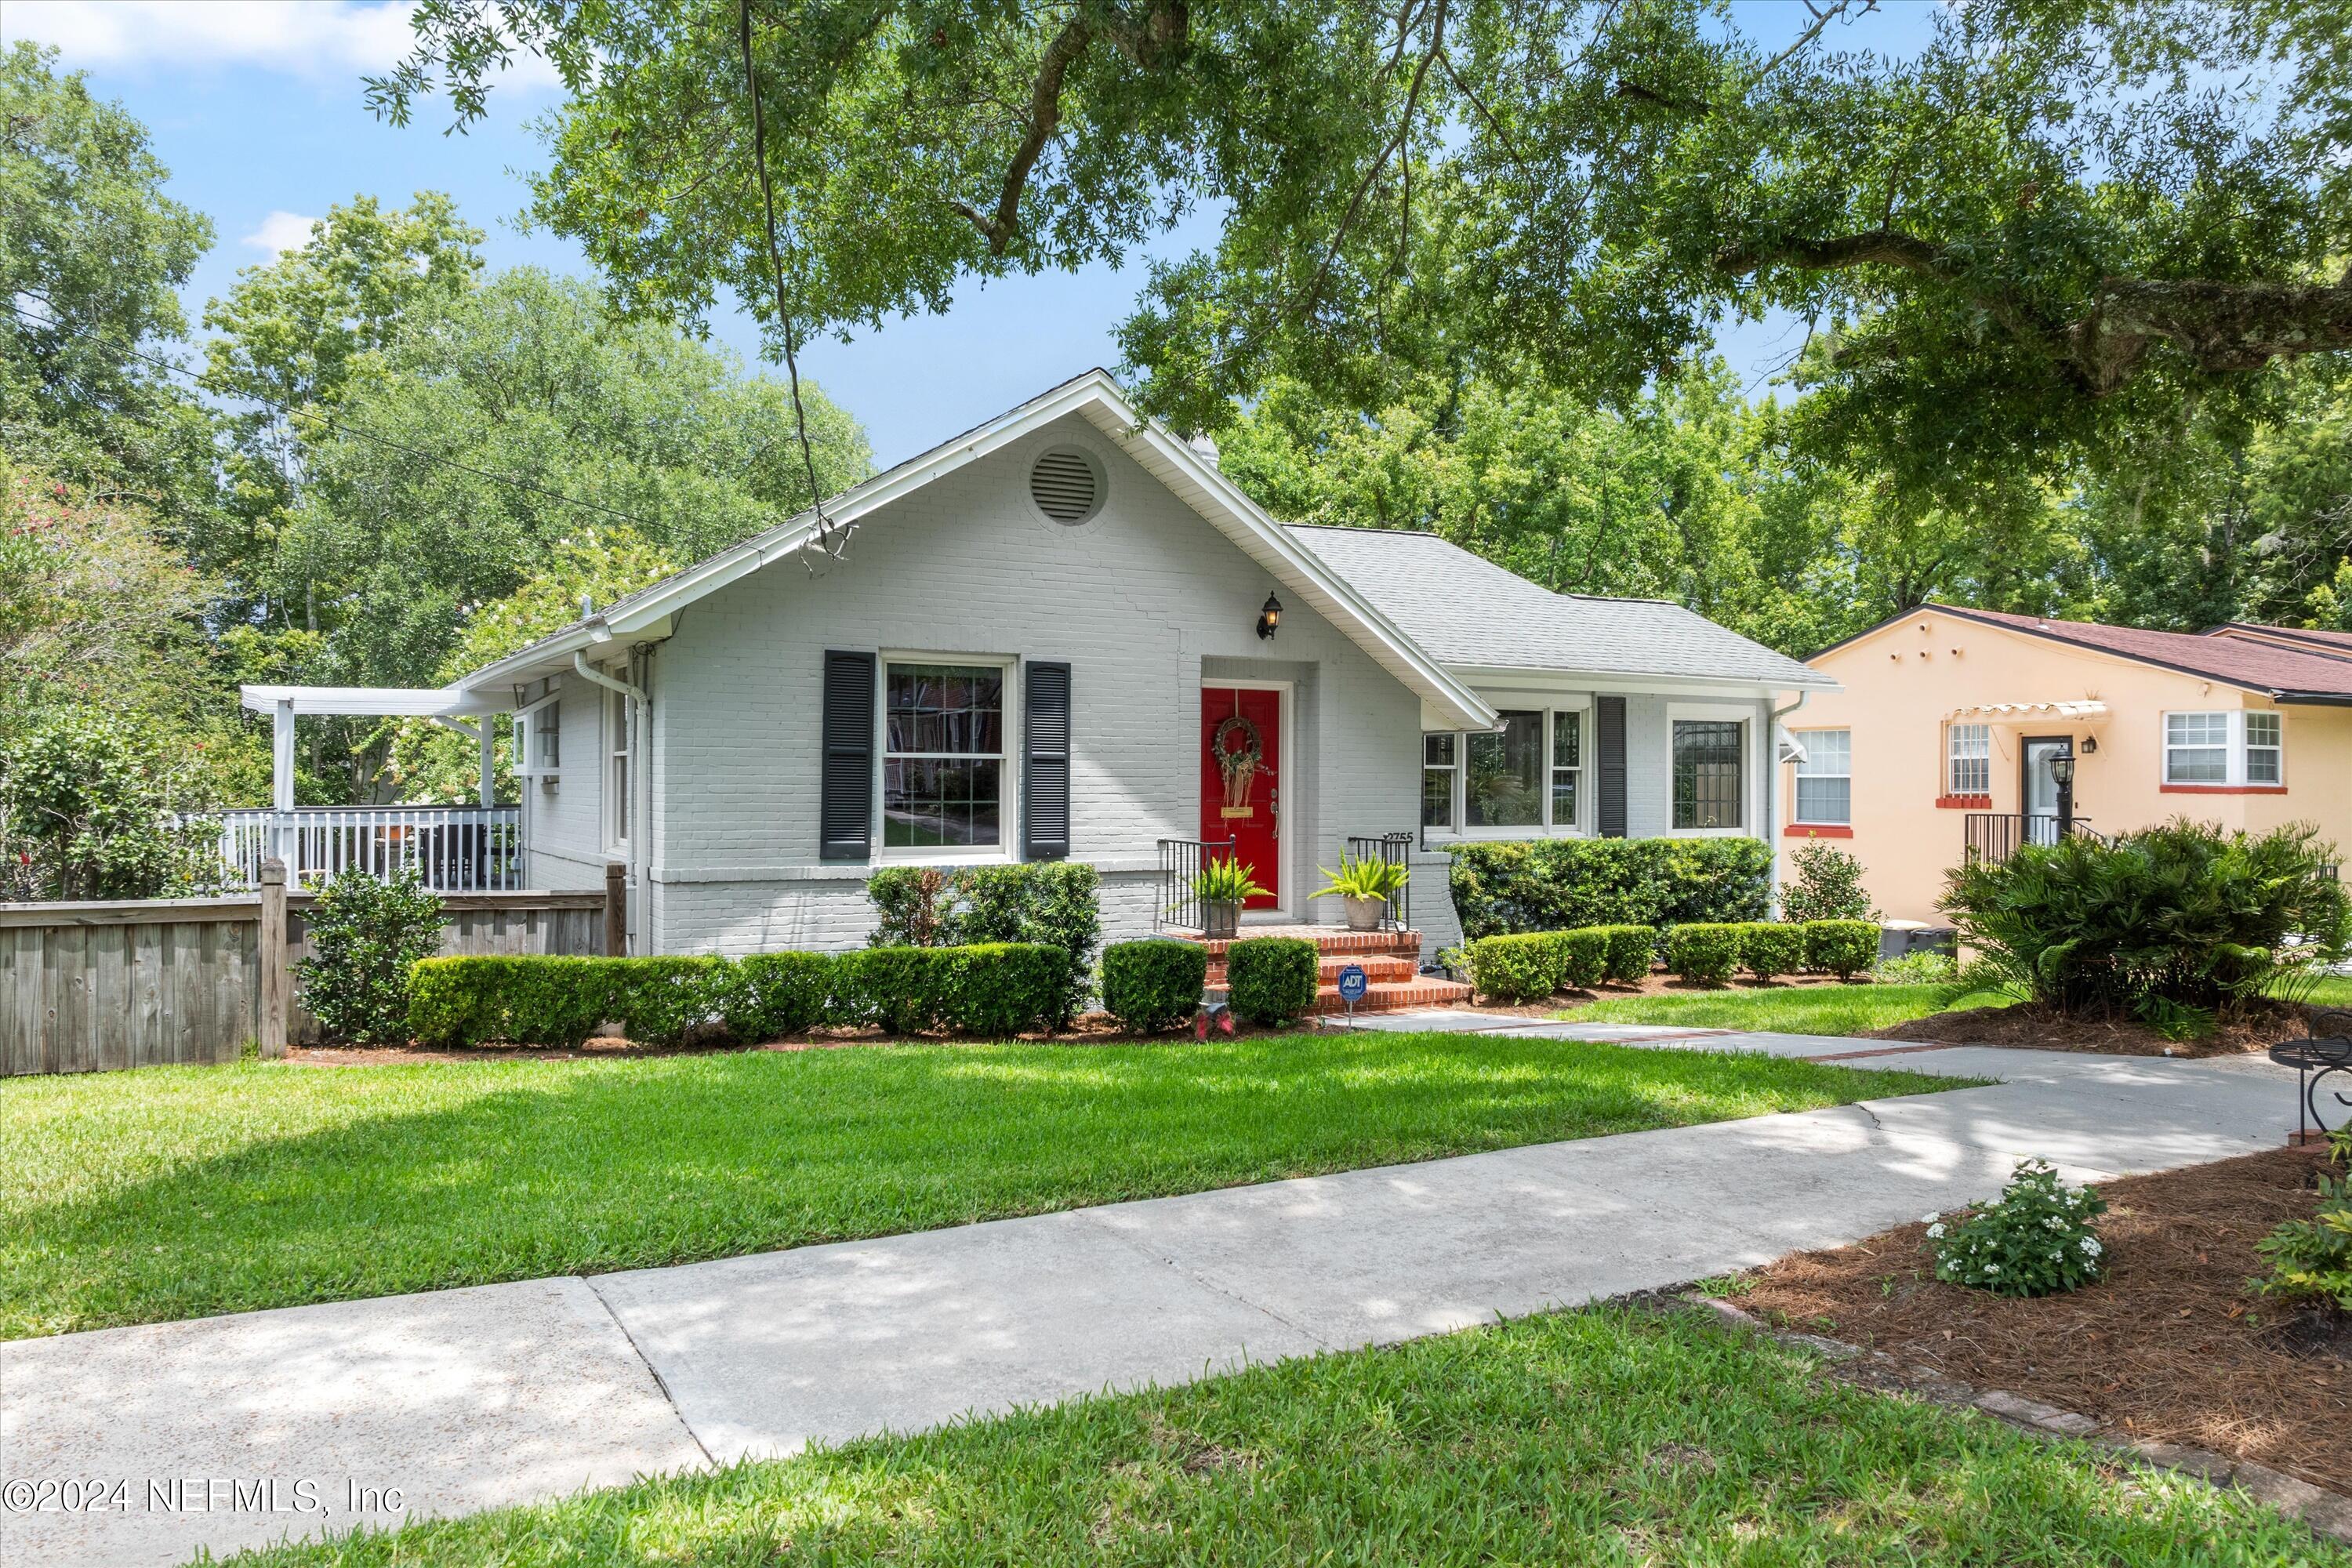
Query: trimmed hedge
[[1101, 940, 1210, 1033], [1804, 919, 1880, 981], [1667, 923, 1744, 985], [1446, 837, 1771, 943], [1740, 922, 1806, 982], [1592, 924, 1657, 985], [1468, 932, 1564, 1002], [408, 942, 1072, 1046], [867, 862, 1102, 1023], [1226, 936, 1319, 1025], [1558, 927, 1610, 991]]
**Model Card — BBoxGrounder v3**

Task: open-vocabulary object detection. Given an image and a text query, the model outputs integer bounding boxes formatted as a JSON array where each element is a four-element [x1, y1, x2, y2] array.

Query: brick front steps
[[1182, 923, 1474, 1014]]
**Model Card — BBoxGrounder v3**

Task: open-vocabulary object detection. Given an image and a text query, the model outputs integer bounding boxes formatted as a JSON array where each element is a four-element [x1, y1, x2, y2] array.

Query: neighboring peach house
[[1780, 605, 2352, 924]]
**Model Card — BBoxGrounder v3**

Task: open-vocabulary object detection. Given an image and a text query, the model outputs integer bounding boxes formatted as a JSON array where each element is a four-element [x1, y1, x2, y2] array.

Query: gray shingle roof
[[1288, 525, 1830, 688]]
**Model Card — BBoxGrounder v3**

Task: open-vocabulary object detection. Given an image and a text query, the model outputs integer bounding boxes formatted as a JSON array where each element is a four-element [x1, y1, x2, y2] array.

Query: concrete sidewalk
[[1, 1033, 2304, 1567]]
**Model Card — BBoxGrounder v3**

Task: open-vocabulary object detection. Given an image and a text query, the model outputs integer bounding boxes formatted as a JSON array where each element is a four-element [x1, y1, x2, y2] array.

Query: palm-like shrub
[[1940, 820, 2349, 1030]]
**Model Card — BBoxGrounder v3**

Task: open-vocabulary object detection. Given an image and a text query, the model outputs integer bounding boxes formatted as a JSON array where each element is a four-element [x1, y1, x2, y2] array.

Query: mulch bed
[[1866, 998, 2318, 1058], [1736, 1144, 2352, 1493]]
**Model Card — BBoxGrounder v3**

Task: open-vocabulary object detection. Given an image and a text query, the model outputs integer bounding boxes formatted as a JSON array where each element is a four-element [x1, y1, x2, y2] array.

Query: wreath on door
[[1212, 713, 1265, 809]]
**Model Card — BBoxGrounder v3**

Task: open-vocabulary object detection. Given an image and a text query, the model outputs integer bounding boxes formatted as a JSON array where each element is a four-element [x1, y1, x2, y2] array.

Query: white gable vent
[[1029, 447, 1104, 524]]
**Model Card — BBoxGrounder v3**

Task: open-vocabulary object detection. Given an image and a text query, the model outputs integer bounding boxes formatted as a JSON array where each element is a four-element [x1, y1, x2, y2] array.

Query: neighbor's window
[[1421, 733, 1456, 829], [1466, 710, 1544, 828], [1947, 723, 1991, 797], [604, 691, 630, 845], [2246, 711, 2283, 784], [1551, 710, 1583, 827], [883, 662, 1007, 849], [535, 701, 560, 770], [1795, 728, 1852, 825], [2164, 711, 2230, 784], [1672, 720, 1743, 829]]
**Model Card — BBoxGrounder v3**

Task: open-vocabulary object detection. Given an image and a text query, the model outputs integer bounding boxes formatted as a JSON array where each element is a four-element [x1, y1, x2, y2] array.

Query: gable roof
[[1288, 525, 1833, 690], [2209, 622, 2352, 659], [449, 370, 1497, 729], [1832, 604, 2352, 703]]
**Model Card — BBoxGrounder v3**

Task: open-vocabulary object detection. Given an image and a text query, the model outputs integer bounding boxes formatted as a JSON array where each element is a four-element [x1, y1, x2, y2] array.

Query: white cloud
[[0, 2, 559, 89], [242, 211, 321, 255]]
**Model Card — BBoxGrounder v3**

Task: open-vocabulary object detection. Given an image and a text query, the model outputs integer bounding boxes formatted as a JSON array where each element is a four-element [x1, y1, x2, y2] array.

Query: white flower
[[1926, 1222, 1946, 1240], [1922, 1212, 1941, 1224], [2080, 1236, 2102, 1258], [1984, 1264, 2000, 1275]]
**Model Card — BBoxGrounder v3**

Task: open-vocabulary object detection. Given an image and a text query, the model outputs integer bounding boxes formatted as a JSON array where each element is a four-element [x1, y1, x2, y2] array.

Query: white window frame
[[2161, 709, 2285, 789], [1946, 722, 1991, 798], [877, 652, 1019, 863], [1666, 702, 1754, 837], [602, 689, 630, 851], [1792, 728, 1852, 826], [1421, 702, 1592, 842], [1421, 732, 1458, 835]]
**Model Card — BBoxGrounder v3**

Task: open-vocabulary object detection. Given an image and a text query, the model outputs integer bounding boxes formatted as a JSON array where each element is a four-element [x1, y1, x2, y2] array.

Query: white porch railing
[[198, 807, 523, 892]]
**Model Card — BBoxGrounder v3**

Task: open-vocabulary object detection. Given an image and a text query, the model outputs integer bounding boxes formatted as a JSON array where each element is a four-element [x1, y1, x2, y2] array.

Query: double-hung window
[[1465, 710, 1545, 828], [1671, 720, 1744, 829], [2164, 710, 2284, 788], [1947, 723, 1991, 797], [1794, 728, 1852, 825], [535, 701, 561, 771], [1421, 734, 1457, 829], [1551, 710, 1583, 827], [604, 691, 630, 846], [882, 662, 1008, 850]]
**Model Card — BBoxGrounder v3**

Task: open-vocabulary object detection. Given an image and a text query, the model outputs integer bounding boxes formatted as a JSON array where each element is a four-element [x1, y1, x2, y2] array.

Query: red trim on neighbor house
[[2158, 783, 2289, 795], [1784, 823, 1853, 838], [1936, 793, 1991, 810]]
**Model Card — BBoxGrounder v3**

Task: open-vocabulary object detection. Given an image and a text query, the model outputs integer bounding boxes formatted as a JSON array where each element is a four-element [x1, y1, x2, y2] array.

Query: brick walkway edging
[[1674, 1292, 2352, 1544]]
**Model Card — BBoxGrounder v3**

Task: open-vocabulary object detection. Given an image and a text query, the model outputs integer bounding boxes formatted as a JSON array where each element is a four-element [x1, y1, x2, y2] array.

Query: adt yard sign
[[1336, 963, 1368, 1026]]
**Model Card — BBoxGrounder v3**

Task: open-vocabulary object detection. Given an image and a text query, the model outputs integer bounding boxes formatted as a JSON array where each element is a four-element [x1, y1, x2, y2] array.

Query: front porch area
[[1175, 923, 1474, 1014]]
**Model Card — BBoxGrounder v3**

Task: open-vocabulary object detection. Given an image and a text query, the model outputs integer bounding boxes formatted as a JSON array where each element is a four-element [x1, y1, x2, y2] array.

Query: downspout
[[574, 648, 648, 953], [1766, 690, 1809, 920]]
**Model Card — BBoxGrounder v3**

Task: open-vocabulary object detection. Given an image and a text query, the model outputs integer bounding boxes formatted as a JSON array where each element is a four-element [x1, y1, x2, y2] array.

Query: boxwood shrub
[[1592, 924, 1657, 985], [1804, 919, 1880, 981], [868, 862, 1102, 1023], [1226, 936, 1319, 1025], [1467, 932, 1563, 1002], [408, 955, 620, 1048], [1101, 940, 1210, 1033], [1667, 923, 1744, 985], [948, 942, 1072, 1036], [1558, 927, 1610, 991], [1740, 922, 1807, 982], [1446, 837, 1771, 942], [721, 952, 837, 1040]]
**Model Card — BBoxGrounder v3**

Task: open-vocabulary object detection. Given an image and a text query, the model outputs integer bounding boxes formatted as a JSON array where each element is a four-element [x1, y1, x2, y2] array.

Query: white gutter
[[574, 652, 650, 953], [1766, 689, 1810, 919]]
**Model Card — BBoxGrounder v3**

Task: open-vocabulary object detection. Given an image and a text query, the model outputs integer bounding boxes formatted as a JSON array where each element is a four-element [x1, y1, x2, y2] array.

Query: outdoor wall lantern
[[1257, 593, 1283, 641], [2081, 735, 2099, 755]]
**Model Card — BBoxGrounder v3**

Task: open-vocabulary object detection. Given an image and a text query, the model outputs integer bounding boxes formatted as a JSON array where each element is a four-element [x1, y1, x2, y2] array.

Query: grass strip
[[217, 1304, 2339, 1566]]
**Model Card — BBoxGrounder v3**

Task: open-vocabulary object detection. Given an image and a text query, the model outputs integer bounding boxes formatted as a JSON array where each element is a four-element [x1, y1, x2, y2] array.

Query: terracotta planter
[[1203, 899, 1242, 939], [1344, 894, 1387, 932]]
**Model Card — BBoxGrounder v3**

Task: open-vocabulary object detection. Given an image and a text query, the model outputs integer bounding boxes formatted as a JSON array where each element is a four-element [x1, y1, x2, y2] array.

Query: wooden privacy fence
[[2, 861, 619, 1077]]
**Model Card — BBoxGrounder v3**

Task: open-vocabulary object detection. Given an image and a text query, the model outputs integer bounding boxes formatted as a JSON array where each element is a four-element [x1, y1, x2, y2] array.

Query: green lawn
[[1570, 981, 2013, 1036], [217, 1304, 2333, 1568], [1571, 972, 2352, 1037], [0, 1033, 1957, 1340]]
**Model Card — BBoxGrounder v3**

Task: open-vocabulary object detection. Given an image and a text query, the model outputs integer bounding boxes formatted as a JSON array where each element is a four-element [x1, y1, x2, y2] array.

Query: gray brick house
[[252, 372, 1830, 957]]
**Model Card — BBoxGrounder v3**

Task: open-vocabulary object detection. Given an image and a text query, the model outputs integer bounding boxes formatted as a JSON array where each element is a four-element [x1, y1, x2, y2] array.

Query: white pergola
[[239, 684, 514, 811]]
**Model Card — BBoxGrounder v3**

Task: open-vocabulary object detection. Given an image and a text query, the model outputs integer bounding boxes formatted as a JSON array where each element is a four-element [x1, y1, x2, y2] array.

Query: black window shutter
[[1596, 695, 1628, 839], [820, 651, 875, 861], [1024, 661, 1073, 859]]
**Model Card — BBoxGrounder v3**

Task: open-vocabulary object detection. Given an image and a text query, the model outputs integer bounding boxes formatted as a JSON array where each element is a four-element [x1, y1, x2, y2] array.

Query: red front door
[[1200, 687, 1281, 908]]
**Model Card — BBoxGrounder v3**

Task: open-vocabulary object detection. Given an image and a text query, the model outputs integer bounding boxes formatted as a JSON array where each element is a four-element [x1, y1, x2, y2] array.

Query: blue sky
[[2, 0, 1918, 466]]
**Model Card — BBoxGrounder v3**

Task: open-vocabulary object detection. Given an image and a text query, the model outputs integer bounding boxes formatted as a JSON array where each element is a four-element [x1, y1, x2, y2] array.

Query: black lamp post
[[1256, 593, 1283, 640], [2049, 745, 2076, 837]]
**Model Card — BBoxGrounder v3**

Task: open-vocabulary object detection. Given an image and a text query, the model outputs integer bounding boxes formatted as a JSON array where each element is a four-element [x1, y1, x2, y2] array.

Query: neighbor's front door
[[1201, 686, 1281, 908], [2022, 735, 2067, 844]]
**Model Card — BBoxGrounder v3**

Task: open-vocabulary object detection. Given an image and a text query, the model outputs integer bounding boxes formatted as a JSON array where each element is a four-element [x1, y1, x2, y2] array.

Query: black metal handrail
[[1156, 836, 1237, 931], [1343, 831, 1414, 932], [1963, 812, 2097, 863]]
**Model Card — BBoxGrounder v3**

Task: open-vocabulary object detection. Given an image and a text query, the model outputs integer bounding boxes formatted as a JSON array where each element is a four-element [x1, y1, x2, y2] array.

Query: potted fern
[[1191, 857, 1269, 938], [1311, 853, 1408, 932]]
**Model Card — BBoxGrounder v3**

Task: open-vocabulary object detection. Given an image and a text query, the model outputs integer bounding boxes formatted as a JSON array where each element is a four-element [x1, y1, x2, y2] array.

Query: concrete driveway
[[0, 1032, 2304, 1567]]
